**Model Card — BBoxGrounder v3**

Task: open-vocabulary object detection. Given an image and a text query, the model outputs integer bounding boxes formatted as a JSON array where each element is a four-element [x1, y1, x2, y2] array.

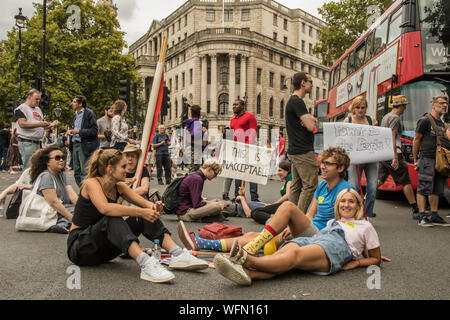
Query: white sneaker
[[169, 248, 209, 271], [140, 256, 175, 283]]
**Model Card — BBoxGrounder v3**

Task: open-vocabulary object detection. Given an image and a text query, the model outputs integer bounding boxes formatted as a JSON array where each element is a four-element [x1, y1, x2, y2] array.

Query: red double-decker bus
[[326, 0, 449, 200]]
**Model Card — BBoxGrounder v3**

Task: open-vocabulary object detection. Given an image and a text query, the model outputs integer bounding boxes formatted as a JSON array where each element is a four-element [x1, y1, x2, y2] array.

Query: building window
[[219, 93, 229, 114], [182, 72, 185, 89], [309, 26, 313, 37], [269, 52, 273, 62], [256, 94, 261, 114], [224, 9, 233, 22], [257, 68, 262, 84], [169, 78, 172, 91], [301, 63, 305, 72], [301, 40, 305, 52], [207, 58, 211, 84], [175, 75, 178, 90], [206, 10, 215, 22], [241, 9, 250, 21], [207, 100, 211, 113], [323, 88, 327, 99], [178, 19, 181, 31], [280, 100, 284, 119], [236, 60, 240, 84], [184, 32, 187, 39], [308, 65, 312, 74], [316, 87, 319, 100], [290, 60, 294, 69], [269, 97, 274, 117], [283, 19, 288, 30], [269, 72, 274, 87], [283, 36, 287, 45], [273, 32, 277, 41], [309, 43, 313, 55], [302, 22, 305, 33], [190, 68, 193, 85], [175, 99, 178, 118], [273, 14, 277, 26], [280, 57, 284, 66], [185, 14, 188, 26], [220, 66, 228, 85], [280, 75, 285, 90], [172, 24, 175, 35]]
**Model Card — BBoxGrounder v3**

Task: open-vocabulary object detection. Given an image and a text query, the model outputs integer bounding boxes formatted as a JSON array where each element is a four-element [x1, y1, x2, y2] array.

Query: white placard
[[217, 140, 275, 185], [323, 122, 394, 164]]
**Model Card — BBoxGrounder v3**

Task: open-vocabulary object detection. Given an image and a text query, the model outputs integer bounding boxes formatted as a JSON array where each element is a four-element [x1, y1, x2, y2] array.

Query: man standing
[[184, 105, 204, 172], [413, 95, 449, 227], [97, 103, 113, 149], [15, 89, 53, 169], [278, 131, 286, 161], [151, 124, 171, 185], [378, 95, 419, 217], [67, 95, 99, 187], [230, 99, 259, 202], [285, 72, 318, 213], [0, 123, 11, 171]]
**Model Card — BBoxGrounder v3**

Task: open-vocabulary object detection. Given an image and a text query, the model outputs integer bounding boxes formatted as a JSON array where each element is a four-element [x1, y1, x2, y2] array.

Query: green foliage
[[0, 0, 139, 126], [313, 0, 395, 66]]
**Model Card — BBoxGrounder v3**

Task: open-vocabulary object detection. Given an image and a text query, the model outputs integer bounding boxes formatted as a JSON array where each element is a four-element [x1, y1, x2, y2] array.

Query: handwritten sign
[[323, 122, 394, 164], [217, 140, 275, 185]]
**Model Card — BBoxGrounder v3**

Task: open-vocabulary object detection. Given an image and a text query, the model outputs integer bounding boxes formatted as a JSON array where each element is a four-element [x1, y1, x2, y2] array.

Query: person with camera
[[151, 125, 172, 185], [98, 103, 114, 149]]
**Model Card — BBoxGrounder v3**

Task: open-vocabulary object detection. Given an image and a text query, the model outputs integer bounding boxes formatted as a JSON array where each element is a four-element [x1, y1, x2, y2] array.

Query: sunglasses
[[50, 155, 66, 161], [355, 106, 367, 110]]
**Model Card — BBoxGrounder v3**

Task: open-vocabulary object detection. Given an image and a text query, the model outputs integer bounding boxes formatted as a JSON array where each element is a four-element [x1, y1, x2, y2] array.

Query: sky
[[0, 0, 327, 52]]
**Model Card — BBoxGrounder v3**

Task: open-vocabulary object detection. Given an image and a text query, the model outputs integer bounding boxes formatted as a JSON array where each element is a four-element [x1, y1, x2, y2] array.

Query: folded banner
[[323, 122, 394, 165], [218, 140, 275, 185]]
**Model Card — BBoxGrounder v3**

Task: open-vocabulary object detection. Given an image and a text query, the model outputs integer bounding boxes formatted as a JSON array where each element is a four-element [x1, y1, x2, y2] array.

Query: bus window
[[339, 57, 348, 81], [347, 50, 356, 74], [334, 64, 340, 85], [365, 32, 375, 60], [355, 41, 366, 68], [387, 9, 402, 44], [373, 18, 388, 55], [329, 70, 334, 89]]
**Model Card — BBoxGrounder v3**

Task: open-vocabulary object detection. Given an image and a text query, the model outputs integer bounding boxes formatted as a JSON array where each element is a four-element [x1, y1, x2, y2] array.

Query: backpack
[[5, 189, 23, 219], [198, 222, 243, 240], [162, 172, 201, 214]]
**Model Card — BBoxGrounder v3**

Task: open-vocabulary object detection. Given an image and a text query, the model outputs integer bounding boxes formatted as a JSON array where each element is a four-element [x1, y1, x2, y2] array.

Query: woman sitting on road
[[235, 160, 292, 223], [30, 146, 77, 233], [214, 188, 386, 285], [121, 143, 150, 199], [67, 149, 208, 284]]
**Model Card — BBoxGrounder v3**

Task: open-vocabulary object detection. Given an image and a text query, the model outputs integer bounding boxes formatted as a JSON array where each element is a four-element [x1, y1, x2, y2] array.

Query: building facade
[[129, 0, 329, 143]]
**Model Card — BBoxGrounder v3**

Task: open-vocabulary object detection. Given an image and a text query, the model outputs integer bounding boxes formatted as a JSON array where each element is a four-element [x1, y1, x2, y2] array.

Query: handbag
[[5, 189, 23, 219], [425, 114, 450, 177], [16, 172, 59, 232]]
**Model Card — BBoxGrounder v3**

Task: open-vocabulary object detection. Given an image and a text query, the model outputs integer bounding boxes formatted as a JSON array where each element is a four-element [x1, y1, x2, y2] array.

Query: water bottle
[[153, 239, 161, 261]]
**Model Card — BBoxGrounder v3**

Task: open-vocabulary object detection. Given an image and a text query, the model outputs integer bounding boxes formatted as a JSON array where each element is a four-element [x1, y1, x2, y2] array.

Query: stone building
[[129, 0, 329, 143]]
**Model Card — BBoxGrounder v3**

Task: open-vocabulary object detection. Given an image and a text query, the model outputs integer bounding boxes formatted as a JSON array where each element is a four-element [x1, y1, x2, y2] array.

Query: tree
[[0, 0, 139, 126], [313, 0, 394, 66]]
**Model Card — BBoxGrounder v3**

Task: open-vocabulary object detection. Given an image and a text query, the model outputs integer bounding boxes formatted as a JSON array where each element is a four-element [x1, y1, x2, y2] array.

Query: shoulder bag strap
[[425, 114, 441, 146]]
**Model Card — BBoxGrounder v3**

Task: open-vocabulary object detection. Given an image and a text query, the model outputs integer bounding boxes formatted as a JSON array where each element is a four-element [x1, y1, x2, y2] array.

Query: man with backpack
[[413, 95, 449, 227], [169, 158, 236, 222]]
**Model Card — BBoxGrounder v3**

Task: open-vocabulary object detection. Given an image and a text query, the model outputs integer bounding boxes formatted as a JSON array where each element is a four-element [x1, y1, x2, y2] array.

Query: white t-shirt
[[332, 218, 380, 259]]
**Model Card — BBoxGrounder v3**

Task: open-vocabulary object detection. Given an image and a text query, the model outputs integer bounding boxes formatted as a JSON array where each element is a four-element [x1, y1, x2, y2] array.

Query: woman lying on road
[[213, 188, 388, 285], [67, 149, 207, 284]]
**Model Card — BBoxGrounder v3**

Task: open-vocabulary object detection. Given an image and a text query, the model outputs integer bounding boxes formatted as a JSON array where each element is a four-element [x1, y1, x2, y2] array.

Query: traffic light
[[6, 101, 18, 119], [119, 79, 131, 107], [181, 96, 189, 125], [29, 78, 41, 91], [161, 86, 170, 116], [40, 91, 50, 110]]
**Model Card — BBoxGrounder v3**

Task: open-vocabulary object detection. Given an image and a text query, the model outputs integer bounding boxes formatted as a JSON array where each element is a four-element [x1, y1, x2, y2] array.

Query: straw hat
[[122, 143, 142, 157], [391, 95, 408, 106]]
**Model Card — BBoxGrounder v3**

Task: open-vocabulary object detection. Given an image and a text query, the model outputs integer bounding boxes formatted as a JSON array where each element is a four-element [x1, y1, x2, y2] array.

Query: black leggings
[[251, 202, 283, 225], [67, 216, 170, 266]]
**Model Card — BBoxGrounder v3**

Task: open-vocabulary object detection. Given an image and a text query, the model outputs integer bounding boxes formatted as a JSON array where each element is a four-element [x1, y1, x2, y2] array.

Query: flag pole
[[134, 36, 168, 188]]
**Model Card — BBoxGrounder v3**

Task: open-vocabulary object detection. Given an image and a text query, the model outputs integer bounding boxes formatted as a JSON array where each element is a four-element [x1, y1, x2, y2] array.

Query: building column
[[210, 53, 218, 114], [240, 54, 247, 101], [247, 55, 256, 115], [201, 54, 208, 110], [228, 53, 236, 114], [193, 54, 201, 105]]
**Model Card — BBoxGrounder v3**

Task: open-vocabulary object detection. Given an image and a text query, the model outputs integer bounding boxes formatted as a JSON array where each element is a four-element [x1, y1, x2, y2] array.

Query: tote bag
[[16, 173, 59, 232]]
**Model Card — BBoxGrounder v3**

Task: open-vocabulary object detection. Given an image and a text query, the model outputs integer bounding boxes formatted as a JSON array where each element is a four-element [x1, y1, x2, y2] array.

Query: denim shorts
[[284, 221, 352, 275]]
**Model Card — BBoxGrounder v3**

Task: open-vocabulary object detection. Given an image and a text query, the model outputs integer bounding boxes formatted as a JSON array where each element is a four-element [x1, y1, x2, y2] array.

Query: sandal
[[229, 239, 248, 265]]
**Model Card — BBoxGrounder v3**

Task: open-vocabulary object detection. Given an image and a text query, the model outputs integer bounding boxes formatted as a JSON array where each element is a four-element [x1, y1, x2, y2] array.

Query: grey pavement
[[0, 170, 449, 300]]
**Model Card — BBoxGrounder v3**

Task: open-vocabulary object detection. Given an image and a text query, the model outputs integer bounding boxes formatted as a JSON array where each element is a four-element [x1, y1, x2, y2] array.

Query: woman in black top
[[67, 149, 208, 283]]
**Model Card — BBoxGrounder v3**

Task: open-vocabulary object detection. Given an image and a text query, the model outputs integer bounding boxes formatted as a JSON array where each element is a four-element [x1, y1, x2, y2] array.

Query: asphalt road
[[1, 171, 449, 300]]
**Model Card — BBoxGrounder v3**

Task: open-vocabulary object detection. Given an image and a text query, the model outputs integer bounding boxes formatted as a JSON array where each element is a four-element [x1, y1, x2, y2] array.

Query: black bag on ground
[[5, 189, 23, 219]]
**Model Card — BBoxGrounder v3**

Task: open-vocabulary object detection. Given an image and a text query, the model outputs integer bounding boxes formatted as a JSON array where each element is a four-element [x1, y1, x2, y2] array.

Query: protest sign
[[218, 140, 275, 185], [323, 122, 394, 164]]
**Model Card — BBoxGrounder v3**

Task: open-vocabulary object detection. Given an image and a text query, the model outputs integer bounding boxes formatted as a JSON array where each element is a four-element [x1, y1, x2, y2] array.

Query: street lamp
[[15, 8, 27, 101]]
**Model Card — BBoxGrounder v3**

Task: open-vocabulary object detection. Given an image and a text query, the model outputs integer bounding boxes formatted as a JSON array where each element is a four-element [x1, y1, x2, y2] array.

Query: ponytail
[[85, 149, 123, 181]]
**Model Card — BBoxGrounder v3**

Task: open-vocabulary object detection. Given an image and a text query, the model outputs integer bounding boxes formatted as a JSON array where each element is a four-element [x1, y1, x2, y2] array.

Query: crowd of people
[[1, 73, 449, 286]]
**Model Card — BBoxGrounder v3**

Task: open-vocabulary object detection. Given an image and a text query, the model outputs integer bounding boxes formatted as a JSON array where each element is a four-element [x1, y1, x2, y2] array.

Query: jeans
[[0, 147, 8, 170], [348, 162, 378, 217], [18, 140, 40, 170], [234, 180, 259, 201], [72, 142, 87, 188]]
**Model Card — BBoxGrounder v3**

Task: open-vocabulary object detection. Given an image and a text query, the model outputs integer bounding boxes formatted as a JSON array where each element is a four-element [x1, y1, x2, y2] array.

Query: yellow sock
[[221, 239, 227, 252], [243, 228, 275, 254]]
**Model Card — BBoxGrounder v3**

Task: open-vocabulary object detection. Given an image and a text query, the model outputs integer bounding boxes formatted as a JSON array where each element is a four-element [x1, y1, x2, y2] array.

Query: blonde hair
[[334, 188, 364, 220], [86, 149, 124, 179], [348, 96, 368, 114], [201, 158, 222, 175], [112, 99, 127, 116]]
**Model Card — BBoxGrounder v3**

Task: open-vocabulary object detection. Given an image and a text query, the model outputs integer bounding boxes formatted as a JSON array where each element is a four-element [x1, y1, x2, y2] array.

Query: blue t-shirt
[[311, 179, 355, 230], [152, 133, 169, 155]]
